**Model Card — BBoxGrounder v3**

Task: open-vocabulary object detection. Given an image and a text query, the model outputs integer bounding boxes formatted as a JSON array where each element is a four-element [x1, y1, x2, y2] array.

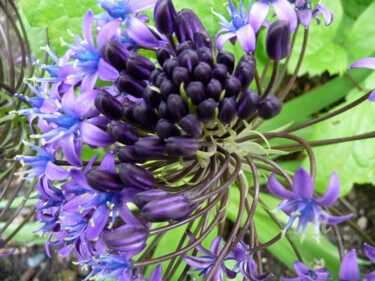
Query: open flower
[[283, 261, 331, 281], [267, 167, 353, 238]]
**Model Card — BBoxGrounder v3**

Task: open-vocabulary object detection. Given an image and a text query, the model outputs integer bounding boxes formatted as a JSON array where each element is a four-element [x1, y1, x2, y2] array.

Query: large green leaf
[[302, 72, 375, 195]]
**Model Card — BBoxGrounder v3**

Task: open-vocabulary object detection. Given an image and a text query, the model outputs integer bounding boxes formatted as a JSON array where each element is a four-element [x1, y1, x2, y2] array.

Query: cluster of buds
[[12, 0, 375, 280]]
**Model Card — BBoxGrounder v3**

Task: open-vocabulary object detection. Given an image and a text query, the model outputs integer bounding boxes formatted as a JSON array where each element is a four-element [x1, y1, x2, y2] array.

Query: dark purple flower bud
[[116, 146, 148, 163], [163, 57, 180, 76], [186, 81, 205, 104], [103, 224, 148, 253], [194, 30, 213, 50], [86, 169, 124, 193], [237, 89, 260, 119], [217, 51, 235, 74], [165, 137, 201, 156], [108, 121, 138, 145], [101, 39, 129, 71], [154, 0, 177, 35], [157, 101, 170, 119], [197, 47, 214, 66], [156, 119, 181, 139], [179, 49, 199, 72], [134, 136, 165, 157], [126, 52, 155, 80], [206, 79, 223, 101], [174, 8, 205, 43], [239, 54, 256, 65], [258, 94, 282, 119], [149, 68, 163, 84], [198, 98, 217, 121], [143, 86, 162, 108], [212, 64, 229, 83], [117, 73, 146, 98], [179, 114, 203, 137], [167, 94, 189, 120], [154, 71, 169, 87], [219, 97, 236, 124], [160, 79, 178, 99], [133, 103, 158, 130], [122, 103, 136, 123], [95, 90, 123, 120], [141, 194, 192, 222], [134, 189, 170, 208], [193, 62, 212, 84], [177, 40, 195, 54], [234, 61, 256, 89], [172, 66, 190, 86], [119, 163, 154, 190], [266, 20, 291, 61], [156, 45, 176, 66], [224, 76, 242, 97]]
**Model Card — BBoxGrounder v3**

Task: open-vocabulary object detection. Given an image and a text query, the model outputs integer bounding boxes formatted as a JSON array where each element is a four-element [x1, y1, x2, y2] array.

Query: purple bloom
[[15, 142, 69, 181], [184, 235, 236, 281], [213, 0, 258, 53], [349, 58, 375, 101], [59, 10, 120, 91], [267, 167, 353, 238], [294, 1, 333, 29], [232, 241, 273, 281], [283, 261, 331, 281], [35, 88, 114, 167]]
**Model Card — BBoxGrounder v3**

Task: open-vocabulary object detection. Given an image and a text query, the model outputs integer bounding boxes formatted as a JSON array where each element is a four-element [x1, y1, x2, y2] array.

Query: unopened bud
[[119, 163, 154, 190], [154, 0, 177, 35], [258, 94, 282, 119], [86, 169, 124, 193], [217, 51, 235, 74], [224, 76, 242, 97], [179, 49, 199, 72], [266, 20, 291, 61], [126, 52, 155, 80], [116, 145, 148, 164], [95, 90, 123, 120], [179, 114, 203, 137], [165, 137, 201, 156], [194, 30, 213, 50], [193, 62, 212, 84], [108, 121, 138, 145], [156, 45, 176, 66], [186, 81, 205, 104], [219, 97, 236, 124], [134, 136, 165, 157], [198, 98, 217, 121], [206, 79, 222, 101], [101, 39, 129, 71], [236, 89, 260, 119], [133, 103, 158, 130], [174, 8, 205, 43], [117, 73, 146, 98], [134, 189, 170, 208], [167, 94, 188, 120], [156, 119, 181, 139]]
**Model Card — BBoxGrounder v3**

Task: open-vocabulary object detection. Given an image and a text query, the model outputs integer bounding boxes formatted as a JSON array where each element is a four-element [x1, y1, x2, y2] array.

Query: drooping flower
[[184, 235, 236, 281], [293, 1, 333, 29], [282, 261, 331, 281], [267, 167, 353, 238], [232, 241, 274, 281], [349, 58, 375, 101], [59, 10, 121, 91]]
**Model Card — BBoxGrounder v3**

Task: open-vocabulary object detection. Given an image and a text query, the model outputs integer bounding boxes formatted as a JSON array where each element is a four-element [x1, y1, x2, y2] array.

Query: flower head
[[283, 261, 331, 281], [267, 167, 353, 238]]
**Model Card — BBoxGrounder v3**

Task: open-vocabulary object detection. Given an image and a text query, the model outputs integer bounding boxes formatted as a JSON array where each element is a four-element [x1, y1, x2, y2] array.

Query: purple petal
[[313, 4, 333, 26], [349, 58, 375, 70], [210, 236, 223, 255], [248, 0, 269, 33], [183, 255, 213, 269], [149, 264, 163, 281], [364, 243, 375, 263], [364, 271, 375, 280], [267, 173, 296, 200], [45, 162, 70, 181], [97, 19, 121, 50], [319, 211, 353, 225], [83, 10, 95, 46], [297, 9, 312, 29], [81, 72, 98, 92], [314, 171, 340, 206], [216, 32, 237, 51], [369, 89, 375, 101], [75, 90, 97, 117], [80, 122, 115, 147], [62, 134, 82, 167], [86, 205, 111, 240], [271, 0, 298, 32], [61, 87, 76, 109], [248, 258, 274, 281], [0, 249, 16, 257], [126, 16, 161, 47], [236, 24, 256, 53], [292, 261, 309, 275], [339, 250, 360, 280], [128, 0, 157, 14], [292, 167, 313, 199], [100, 151, 116, 172], [98, 58, 119, 81]]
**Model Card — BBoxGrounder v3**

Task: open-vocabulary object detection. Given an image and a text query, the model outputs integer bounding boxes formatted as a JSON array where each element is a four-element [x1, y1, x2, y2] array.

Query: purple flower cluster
[[13, 0, 375, 280]]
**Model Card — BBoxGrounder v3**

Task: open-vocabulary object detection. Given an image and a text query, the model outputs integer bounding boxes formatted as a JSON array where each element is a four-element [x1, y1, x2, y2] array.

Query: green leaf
[[343, 1, 375, 62], [302, 89, 375, 195], [17, 0, 101, 55]]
